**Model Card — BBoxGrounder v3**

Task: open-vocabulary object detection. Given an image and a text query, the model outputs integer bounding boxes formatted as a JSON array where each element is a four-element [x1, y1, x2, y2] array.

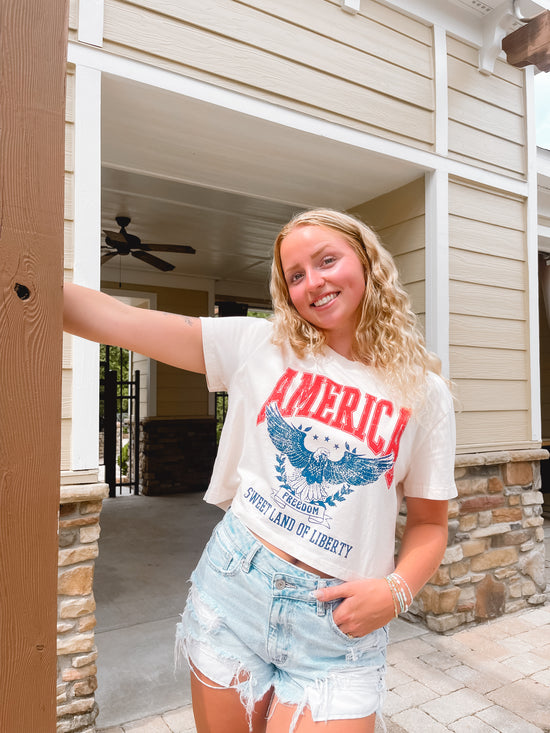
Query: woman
[[64, 209, 456, 733]]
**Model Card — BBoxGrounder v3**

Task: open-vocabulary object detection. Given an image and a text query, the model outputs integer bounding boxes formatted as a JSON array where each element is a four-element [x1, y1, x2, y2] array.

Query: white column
[[425, 169, 450, 378], [71, 64, 102, 470], [525, 66, 541, 443]]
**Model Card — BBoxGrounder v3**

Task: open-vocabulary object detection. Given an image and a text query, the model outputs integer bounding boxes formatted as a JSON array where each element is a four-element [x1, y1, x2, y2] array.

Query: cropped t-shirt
[[200, 316, 457, 581]]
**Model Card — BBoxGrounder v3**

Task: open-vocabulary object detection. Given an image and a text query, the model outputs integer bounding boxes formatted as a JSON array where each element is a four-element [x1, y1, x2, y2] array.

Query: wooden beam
[[502, 11, 550, 72], [0, 1, 68, 731]]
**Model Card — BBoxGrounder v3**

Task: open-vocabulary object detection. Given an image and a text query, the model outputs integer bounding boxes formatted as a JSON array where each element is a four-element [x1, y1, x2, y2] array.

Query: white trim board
[[71, 64, 102, 471], [433, 25, 449, 158], [525, 67, 542, 443], [78, 0, 104, 47], [425, 169, 450, 378]]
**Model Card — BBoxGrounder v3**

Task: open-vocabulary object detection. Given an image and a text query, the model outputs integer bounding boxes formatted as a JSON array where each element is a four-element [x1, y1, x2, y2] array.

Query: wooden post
[[0, 1, 68, 731], [502, 11, 550, 72]]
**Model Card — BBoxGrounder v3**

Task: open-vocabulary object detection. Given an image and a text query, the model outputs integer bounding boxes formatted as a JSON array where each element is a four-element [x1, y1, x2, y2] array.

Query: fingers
[[314, 578, 395, 638], [312, 581, 355, 602]]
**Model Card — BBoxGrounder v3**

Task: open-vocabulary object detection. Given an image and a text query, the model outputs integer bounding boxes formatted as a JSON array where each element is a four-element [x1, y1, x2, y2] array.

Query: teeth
[[313, 293, 337, 307]]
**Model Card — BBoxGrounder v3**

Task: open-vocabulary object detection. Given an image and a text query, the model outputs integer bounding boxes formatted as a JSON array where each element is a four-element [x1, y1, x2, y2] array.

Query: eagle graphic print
[[266, 403, 393, 509], [247, 368, 411, 536]]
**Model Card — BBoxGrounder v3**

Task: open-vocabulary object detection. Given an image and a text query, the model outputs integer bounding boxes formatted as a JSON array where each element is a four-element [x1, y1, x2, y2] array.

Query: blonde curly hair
[[270, 208, 442, 408]]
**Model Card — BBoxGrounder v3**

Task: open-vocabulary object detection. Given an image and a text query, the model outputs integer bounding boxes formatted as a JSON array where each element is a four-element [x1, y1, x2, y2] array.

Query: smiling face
[[279, 224, 367, 358]]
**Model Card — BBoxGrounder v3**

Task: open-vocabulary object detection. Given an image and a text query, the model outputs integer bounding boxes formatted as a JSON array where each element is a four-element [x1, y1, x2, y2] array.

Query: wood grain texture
[[450, 345, 528, 380], [449, 180, 525, 230], [0, 1, 68, 730], [449, 216, 525, 261], [450, 313, 527, 350], [448, 120, 526, 176], [448, 89, 524, 145], [447, 55, 524, 113], [447, 35, 524, 86], [450, 280, 526, 320], [236, 0, 434, 75], [456, 409, 530, 447], [450, 248, 526, 291]]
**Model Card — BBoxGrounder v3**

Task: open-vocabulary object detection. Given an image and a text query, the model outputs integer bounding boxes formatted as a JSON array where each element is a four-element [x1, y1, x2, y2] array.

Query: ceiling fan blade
[[101, 252, 118, 265], [103, 229, 126, 243], [131, 250, 175, 271], [141, 243, 196, 255]]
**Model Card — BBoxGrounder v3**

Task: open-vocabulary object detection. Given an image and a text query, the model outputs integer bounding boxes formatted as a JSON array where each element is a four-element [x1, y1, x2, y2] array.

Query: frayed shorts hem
[[177, 631, 386, 733]]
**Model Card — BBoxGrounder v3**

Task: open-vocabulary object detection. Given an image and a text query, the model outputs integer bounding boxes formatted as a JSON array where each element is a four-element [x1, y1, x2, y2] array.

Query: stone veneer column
[[400, 450, 548, 633], [57, 478, 108, 733]]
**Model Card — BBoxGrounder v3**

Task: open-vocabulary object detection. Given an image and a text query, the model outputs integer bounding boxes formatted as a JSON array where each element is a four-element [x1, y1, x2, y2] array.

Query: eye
[[321, 255, 336, 267], [288, 271, 303, 284]]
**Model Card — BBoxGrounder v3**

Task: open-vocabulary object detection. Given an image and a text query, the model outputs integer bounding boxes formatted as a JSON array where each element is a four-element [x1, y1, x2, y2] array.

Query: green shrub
[[117, 442, 129, 477]]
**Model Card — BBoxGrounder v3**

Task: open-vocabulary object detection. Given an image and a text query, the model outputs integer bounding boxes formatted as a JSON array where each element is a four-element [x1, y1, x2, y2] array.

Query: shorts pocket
[[327, 601, 385, 649], [205, 525, 243, 576]]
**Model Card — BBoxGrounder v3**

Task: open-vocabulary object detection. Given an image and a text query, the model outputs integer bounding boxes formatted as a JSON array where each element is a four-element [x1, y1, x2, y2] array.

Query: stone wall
[[402, 450, 548, 633], [57, 479, 108, 733]]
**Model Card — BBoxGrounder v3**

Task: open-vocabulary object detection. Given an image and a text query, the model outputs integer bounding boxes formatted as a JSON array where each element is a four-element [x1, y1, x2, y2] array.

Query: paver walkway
[[98, 604, 550, 733]]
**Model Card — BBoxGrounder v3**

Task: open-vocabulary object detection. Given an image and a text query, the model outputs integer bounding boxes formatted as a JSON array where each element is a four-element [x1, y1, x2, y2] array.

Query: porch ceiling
[[100, 74, 424, 297]]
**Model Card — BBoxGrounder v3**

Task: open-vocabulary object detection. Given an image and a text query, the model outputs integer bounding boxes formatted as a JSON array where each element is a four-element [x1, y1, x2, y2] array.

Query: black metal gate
[[100, 346, 140, 497]]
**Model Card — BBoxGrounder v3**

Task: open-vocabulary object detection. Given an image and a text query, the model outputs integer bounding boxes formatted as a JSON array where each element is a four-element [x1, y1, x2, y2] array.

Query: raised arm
[[63, 282, 206, 374]]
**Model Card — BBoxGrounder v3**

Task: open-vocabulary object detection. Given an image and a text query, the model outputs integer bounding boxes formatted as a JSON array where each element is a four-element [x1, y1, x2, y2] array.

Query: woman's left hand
[[313, 577, 395, 638]]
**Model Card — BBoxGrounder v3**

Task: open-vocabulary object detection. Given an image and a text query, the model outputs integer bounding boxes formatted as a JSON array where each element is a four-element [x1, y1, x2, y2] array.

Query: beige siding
[[453, 410, 531, 448], [155, 368, 208, 417], [447, 36, 526, 178], [61, 67, 76, 471], [101, 282, 210, 418], [100, 0, 435, 149], [350, 177, 426, 323], [449, 179, 531, 452], [68, 0, 78, 35]]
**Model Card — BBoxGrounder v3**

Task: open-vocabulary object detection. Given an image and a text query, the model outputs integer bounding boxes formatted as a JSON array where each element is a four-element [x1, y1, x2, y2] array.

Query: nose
[[305, 268, 324, 291]]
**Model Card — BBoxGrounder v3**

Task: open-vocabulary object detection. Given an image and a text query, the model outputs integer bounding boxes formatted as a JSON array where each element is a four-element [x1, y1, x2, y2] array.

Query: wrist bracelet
[[392, 572, 413, 605], [384, 572, 414, 616], [384, 576, 400, 617]]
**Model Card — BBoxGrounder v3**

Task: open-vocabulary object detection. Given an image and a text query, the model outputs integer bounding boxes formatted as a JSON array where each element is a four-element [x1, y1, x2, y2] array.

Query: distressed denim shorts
[[175, 509, 387, 731]]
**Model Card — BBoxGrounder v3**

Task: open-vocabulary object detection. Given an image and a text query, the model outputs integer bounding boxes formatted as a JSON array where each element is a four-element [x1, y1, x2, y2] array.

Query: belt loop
[[241, 541, 261, 573], [316, 579, 327, 617]]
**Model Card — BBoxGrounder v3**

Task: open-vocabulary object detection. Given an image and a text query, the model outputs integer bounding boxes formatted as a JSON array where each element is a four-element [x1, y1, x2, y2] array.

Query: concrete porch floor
[[93, 492, 223, 730]]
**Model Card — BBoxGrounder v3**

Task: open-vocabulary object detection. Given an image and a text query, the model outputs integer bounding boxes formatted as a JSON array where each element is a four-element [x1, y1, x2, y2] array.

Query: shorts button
[[275, 579, 286, 590]]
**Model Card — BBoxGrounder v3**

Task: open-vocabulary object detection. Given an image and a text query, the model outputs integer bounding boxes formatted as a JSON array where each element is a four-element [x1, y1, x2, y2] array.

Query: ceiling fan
[[101, 216, 196, 271]]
